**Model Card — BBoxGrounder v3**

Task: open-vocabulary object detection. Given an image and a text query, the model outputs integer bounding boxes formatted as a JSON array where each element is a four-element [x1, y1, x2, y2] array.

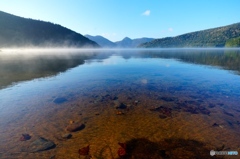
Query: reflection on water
[[1, 49, 240, 89], [0, 51, 97, 89], [140, 49, 240, 75], [0, 49, 240, 159]]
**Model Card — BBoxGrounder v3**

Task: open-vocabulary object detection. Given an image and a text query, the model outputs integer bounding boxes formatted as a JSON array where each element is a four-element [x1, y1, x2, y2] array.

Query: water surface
[[0, 49, 239, 159]]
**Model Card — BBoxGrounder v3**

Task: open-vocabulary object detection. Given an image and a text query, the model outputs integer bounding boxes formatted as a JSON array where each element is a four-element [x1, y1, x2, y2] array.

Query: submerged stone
[[66, 122, 85, 132], [112, 96, 118, 100], [223, 110, 234, 117], [62, 133, 72, 139], [159, 114, 167, 119], [149, 106, 172, 118], [78, 145, 90, 156], [208, 103, 215, 108], [20, 134, 31, 141], [116, 111, 124, 115], [29, 137, 55, 152], [53, 97, 67, 104], [149, 106, 162, 112], [118, 142, 126, 157], [160, 96, 176, 102], [116, 103, 127, 109], [212, 123, 219, 127]]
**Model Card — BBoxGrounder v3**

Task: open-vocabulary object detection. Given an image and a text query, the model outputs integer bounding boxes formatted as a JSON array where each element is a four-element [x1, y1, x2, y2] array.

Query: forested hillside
[[0, 11, 99, 48], [140, 23, 240, 48]]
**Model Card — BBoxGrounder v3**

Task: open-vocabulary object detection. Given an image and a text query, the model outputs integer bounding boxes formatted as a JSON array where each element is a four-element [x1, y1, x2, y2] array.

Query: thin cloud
[[161, 28, 174, 33], [142, 10, 150, 16], [168, 28, 173, 32]]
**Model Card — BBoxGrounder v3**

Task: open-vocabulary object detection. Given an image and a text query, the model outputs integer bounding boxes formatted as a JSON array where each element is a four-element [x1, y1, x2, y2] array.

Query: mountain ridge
[[139, 22, 240, 48], [85, 35, 154, 48], [115, 37, 154, 48], [0, 11, 99, 48], [85, 34, 116, 48]]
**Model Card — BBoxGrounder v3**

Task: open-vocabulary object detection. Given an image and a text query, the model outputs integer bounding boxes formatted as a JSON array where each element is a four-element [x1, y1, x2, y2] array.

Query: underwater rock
[[103, 94, 112, 100], [20, 134, 31, 141], [159, 114, 167, 119], [181, 104, 210, 115], [112, 96, 118, 100], [122, 138, 219, 159], [150, 106, 172, 118], [134, 100, 139, 105], [96, 94, 112, 102], [227, 120, 234, 127], [208, 103, 215, 108], [49, 155, 55, 159], [116, 103, 127, 109], [198, 106, 210, 115], [185, 100, 199, 105], [29, 137, 55, 152], [93, 95, 104, 103], [217, 103, 224, 106], [223, 110, 234, 117], [53, 97, 67, 104], [69, 120, 74, 124], [159, 107, 172, 117], [66, 122, 85, 132], [118, 142, 126, 157], [127, 96, 132, 100], [159, 96, 176, 102], [212, 123, 220, 127], [78, 145, 90, 156], [62, 133, 72, 139], [124, 138, 167, 159], [184, 106, 198, 114], [116, 111, 124, 115], [149, 106, 162, 111]]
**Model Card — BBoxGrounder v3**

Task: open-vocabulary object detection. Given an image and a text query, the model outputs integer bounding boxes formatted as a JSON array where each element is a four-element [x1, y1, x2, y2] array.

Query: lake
[[0, 48, 239, 159]]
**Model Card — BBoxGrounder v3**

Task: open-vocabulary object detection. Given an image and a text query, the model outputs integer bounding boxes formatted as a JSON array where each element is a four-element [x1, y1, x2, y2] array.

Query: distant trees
[[0, 11, 99, 48], [140, 23, 240, 48], [225, 37, 240, 47]]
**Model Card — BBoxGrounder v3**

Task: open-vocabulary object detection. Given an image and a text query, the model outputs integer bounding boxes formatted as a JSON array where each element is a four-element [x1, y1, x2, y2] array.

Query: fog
[[1, 47, 239, 59]]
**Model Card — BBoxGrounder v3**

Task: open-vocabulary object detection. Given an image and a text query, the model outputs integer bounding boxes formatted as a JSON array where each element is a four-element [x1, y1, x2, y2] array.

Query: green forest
[[140, 23, 240, 48], [225, 37, 240, 47], [0, 11, 99, 48]]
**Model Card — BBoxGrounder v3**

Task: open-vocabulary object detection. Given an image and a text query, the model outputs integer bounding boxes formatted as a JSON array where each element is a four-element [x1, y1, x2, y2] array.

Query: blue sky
[[0, 0, 239, 41]]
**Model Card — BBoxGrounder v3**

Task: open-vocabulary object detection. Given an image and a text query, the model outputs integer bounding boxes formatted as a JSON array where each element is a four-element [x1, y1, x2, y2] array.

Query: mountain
[[85, 35, 116, 48], [115, 37, 154, 48], [140, 22, 240, 48], [225, 37, 240, 47], [115, 37, 132, 47], [0, 11, 99, 48]]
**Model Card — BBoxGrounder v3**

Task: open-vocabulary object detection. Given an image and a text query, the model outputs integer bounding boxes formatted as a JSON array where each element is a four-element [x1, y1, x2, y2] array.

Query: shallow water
[[0, 49, 240, 159]]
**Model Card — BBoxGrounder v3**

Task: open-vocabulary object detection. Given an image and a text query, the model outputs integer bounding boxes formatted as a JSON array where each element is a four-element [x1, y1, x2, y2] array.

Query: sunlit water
[[0, 49, 240, 159]]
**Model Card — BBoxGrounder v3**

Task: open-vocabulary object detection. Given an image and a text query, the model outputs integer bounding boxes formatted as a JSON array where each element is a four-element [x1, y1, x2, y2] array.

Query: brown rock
[[79, 145, 90, 156], [62, 133, 72, 139], [20, 134, 31, 141], [66, 122, 85, 132], [69, 120, 74, 124], [116, 111, 124, 115]]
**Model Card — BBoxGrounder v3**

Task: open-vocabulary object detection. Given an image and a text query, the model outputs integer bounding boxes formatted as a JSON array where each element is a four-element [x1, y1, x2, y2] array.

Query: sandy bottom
[[0, 84, 240, 159]]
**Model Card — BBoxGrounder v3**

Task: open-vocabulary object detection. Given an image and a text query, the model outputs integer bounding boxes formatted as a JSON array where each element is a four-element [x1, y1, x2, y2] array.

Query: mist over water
[[0, 48, 240, 158]]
